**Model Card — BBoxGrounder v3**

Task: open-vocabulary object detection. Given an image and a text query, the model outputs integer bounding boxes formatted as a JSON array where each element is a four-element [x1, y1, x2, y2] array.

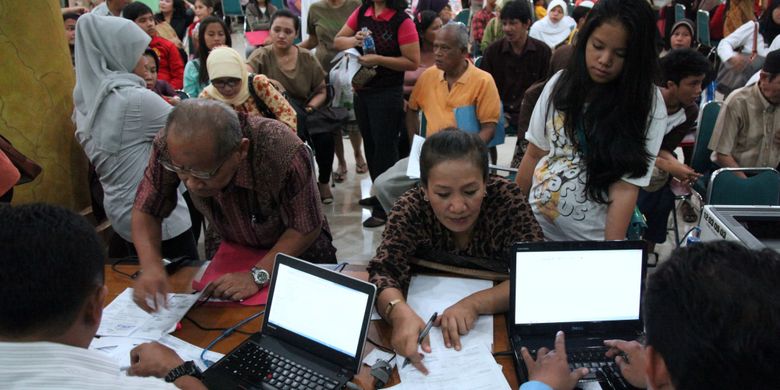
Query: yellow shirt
[[408, 61, 501, 136]]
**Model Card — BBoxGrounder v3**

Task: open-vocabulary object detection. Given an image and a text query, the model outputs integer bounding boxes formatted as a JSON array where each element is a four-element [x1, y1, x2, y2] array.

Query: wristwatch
[[305, 106, 314, 113], [164, 360, 202, 383], [251, 266, 271, 287]]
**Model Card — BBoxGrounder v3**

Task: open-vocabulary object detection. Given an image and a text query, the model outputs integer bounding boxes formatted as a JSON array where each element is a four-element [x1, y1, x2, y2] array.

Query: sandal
[[332, 165, 347, 183], [318, 182, 334, 204], [355, 159, 368, 174]]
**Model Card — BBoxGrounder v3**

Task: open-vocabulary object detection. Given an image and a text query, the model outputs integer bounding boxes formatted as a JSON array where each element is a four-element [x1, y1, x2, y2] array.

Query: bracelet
[[385, 298, 403, 318]]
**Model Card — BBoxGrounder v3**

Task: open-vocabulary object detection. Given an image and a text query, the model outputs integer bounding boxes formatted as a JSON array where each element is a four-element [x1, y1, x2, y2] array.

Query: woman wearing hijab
[[529, 0, 577, 48], [73, 13, 198, 259], [199, 46, 297, 131]]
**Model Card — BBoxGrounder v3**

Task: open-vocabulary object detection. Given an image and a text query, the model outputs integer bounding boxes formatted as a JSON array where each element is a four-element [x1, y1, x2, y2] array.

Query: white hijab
[[530, 0, 577, 48], [73, 14, 150, 153]]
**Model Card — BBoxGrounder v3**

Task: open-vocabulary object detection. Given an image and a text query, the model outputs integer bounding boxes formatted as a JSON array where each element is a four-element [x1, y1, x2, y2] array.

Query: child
[[143, 49, 181, 105], [517, 0, 666, 241], [63, 12, 80, 66], [186, 0, 215, 57], [123, 2, 185, 89], [184, 16, 232, 98]]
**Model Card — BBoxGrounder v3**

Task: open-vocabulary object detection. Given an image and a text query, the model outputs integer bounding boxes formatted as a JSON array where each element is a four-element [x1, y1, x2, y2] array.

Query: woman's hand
[[666, 161, 701, 185], [435, 297, 479, 351], [389, 302, 430, 374], [354, 29, 369, 47], [358, 54, 382, 67]]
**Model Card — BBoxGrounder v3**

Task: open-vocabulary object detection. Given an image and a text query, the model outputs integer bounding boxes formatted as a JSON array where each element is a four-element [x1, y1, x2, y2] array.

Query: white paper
[[397, 344, 510, 390], [362, 348, 397, 368], [158, 334, 225, 371], [89, 335, 224, 372], [406, 275, 494, 350], [97, 288, 203, 340], [405, 135, 426, 179]]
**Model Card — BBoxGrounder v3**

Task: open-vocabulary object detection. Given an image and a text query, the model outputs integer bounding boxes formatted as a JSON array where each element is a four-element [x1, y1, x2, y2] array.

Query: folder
[[245, 30, 270, 47], [454, 105, 506, 147]]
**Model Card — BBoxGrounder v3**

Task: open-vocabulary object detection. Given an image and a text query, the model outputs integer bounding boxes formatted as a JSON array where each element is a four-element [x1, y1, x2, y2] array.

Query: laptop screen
[[513, 246, 643, 325], [267, 262, 370, 357]]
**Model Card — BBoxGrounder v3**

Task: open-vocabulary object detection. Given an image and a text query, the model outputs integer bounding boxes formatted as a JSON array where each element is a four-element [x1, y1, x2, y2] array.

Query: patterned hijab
[[203, 46, 251, 106]]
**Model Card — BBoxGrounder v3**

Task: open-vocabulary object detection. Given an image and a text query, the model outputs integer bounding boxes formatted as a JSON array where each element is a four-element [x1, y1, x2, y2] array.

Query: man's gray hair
[[163, 99, 242, 160], [440, 22, 469, 52]]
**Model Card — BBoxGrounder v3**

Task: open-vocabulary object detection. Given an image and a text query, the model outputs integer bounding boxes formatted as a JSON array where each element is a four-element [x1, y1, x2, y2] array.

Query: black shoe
[[358, 196, 380, 207], [362, 207, 387, 228]]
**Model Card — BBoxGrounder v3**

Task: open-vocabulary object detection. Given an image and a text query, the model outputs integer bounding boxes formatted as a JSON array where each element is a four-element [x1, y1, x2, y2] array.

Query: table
[[105, 264, 519, 389]]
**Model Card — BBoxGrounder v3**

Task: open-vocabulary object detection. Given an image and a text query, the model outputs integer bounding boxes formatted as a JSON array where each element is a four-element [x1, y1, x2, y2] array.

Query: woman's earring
[[423, 195, 429, 202]]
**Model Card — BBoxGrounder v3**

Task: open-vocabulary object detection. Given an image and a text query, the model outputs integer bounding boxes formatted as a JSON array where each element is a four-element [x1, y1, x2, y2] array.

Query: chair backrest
[[697, 9, 711, 46], [675, 3, 686, 22], [474, 55, 483, 67], [707, 168, 780, 205], [691, 100, 721, 175], [222, 0, 243, 16], [455, 10, 470, 26]]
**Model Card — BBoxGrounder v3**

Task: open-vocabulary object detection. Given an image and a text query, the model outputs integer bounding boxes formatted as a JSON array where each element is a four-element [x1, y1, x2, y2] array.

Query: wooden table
[[105, 264, 518, 389]]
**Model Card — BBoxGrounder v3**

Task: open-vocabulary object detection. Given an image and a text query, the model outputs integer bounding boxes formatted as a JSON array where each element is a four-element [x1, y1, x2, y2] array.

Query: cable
[[110, 256, 140, 279], [366, 336, 397, 361], [184, 315, 253, 335], [199, 309, 265, 367], [677, 225, 700, 246]]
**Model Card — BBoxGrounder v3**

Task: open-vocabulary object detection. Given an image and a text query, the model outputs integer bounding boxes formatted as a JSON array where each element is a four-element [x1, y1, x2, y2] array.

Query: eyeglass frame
[[211, 77, 242, 89], [158, 143, 241, 180]]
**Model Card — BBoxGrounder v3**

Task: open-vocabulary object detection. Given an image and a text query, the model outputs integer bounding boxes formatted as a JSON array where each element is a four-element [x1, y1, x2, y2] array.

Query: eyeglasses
[[159, 148, 237, 180], [211, 78, 241, 89]]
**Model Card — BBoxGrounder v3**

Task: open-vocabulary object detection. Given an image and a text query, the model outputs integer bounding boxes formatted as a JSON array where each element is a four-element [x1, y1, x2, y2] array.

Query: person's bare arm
[[376, 288, 429, 374], [604, 181, 639, 240], [406, 108, 420, 144], [714, 153, 748, 178], [516, 143, 547, 196], [300, 33, 319, 49], [477, 122, 496, 144], [435, 281, 509, 350], [131, 209, 169, 313], [306, 81, 328, 109], [334, 25, 362, 51]]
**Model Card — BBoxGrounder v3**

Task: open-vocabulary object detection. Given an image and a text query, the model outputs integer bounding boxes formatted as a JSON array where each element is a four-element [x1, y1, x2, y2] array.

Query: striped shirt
[[0, 341, 176, 389]]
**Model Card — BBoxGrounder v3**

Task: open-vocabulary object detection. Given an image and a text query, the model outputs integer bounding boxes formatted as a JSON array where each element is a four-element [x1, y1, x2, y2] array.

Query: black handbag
[[288, 86, 349, 141]]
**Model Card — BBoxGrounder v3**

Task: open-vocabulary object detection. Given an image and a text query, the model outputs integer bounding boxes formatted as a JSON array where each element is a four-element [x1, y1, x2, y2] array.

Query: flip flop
[[332, 166, 347, 183], [355, 161, 368, 174]]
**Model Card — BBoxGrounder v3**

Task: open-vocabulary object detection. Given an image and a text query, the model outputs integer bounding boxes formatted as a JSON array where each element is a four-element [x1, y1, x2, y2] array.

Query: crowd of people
[[1, 0, 779, 388]]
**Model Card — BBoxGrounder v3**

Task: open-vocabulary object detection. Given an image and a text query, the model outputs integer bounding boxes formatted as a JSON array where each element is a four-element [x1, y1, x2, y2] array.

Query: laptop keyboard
[[218, 342, 341, 390], [525, 346, 637, 390]]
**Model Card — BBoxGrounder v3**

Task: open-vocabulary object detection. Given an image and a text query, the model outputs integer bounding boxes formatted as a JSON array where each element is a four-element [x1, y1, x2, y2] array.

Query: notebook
[[509, 241, 647, 389], [202, 254, 377, 390]]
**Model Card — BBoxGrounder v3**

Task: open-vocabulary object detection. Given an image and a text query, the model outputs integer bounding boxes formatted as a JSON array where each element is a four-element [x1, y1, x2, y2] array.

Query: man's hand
[[128, 342, 185, 378], [521, 331, 588, 390], [435, 297, 478, 351], [203, 271, 260, 301], [389, 303, 430, 374], [358, 54, 382, 68], [604, 339, 647, 388], [132, 266, 169, 313]]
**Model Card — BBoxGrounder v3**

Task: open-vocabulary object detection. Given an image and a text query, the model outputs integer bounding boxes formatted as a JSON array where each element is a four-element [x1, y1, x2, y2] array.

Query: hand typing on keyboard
[[521, 331, 589, 390], [603, 339, 647, 388]]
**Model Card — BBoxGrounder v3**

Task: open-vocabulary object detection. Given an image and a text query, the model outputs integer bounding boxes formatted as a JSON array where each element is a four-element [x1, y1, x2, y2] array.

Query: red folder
[[245, 30, 270, 47], [192, 241, 269, 306]]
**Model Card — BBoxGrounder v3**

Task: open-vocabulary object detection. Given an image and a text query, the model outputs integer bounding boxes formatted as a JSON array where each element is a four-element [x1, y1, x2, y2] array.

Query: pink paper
[[192, 241, 269, 306], [245, 30, 270, 46]]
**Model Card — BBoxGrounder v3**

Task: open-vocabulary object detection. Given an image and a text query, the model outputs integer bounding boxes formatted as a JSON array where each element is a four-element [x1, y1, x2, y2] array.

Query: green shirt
[[307, 0, 362, 73]]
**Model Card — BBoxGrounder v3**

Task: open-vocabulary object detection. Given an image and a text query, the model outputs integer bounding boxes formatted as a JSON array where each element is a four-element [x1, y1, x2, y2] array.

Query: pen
[[402, 312, 437, 369]]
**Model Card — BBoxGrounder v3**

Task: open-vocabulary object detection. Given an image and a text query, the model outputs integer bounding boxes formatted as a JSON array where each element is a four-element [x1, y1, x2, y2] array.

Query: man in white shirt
[[91, 0, 131, 16], [0, 204, 205, 390]]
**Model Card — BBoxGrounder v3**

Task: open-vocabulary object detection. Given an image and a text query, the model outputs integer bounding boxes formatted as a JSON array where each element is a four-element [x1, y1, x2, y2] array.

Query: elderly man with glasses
[[131, 99, 336, 312]]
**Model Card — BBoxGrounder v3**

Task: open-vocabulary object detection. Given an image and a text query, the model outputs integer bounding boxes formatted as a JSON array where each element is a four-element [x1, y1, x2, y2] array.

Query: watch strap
[[164, 360, 202, 383]]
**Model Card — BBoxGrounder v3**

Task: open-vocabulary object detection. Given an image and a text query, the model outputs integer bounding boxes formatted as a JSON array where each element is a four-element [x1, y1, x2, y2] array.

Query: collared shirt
[[479, 37, 552, 125], [408, 61, 501, 136], [709, 83, 780, 168], [345, 6, 418, 46], [75, 88, 191, 242], [134, 115, 336, 263], [368, 176, 543, 294], [471, 8, 496, 43], [0, 341, 176, 389]]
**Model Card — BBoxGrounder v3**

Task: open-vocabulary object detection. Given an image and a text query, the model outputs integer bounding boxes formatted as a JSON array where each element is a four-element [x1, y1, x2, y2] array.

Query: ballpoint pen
[[402, 312, 438, 369]]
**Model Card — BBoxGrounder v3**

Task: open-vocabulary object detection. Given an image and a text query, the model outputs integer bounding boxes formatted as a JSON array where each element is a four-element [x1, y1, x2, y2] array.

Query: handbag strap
[[751, 20, 758, 61]]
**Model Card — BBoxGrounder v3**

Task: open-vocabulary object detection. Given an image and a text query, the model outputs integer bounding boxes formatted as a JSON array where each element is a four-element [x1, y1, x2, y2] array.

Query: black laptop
[[202, 254, 377, 390], [509, 241, 647, 390]]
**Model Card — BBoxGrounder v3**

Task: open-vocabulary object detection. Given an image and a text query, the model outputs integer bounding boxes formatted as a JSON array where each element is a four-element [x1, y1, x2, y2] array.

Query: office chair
[[706, 167, 780, 206], [697, 10, 711, 47], [690, 100, 721, 198]]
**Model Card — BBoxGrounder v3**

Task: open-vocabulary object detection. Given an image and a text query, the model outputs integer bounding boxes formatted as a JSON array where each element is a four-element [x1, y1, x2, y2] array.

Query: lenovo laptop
[[509, 241, 647, 390], [203, 254, 376, 390]]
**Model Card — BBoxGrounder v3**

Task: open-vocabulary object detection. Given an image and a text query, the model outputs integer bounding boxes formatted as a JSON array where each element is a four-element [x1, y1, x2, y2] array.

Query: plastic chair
[[455, 9, 471, 26], [706, 168, 780, 206], [690, 100, 721, 198], [697, 10, 711, 47], [675, 3, 686, 22], [474, 56, 483, 67], [222, 0, 243, 29]]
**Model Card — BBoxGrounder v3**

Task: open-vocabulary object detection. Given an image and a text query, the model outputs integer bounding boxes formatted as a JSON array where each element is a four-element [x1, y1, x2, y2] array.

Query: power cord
[[110, 256, 140, 279], [184, 315, 253, 335], [199, 309, 265, 367]]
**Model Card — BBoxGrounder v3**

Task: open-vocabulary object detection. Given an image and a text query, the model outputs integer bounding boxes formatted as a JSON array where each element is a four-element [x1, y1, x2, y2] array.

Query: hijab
[[73, 13, 150, 153], [530, 0, 577, 48], [203, 46, 251, 106]]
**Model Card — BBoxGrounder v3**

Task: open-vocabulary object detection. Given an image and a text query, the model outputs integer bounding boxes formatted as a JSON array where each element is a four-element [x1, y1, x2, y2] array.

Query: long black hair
[[415, 10, 439, 47], [197, 16, 232, 85], [551, 0, 659, 204], [367, 0, 409, 13], [759, 0, 780, 44]]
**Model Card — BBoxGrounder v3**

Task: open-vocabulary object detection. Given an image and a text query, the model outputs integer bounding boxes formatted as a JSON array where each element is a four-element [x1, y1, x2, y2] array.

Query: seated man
[[520, 240, 780, 390], [370, 22, 501, 223], [709, 49, 780, 177], [637, 48, 709, 249], [0, 203, 205, 389], [124, 2, 185, 90], [480, 0, 551, 137], [132, 99, 336, 311]]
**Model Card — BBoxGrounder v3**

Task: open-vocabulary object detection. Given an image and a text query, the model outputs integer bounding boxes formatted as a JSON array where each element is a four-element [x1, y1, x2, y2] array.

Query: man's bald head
[[163, 99, 242, 161]]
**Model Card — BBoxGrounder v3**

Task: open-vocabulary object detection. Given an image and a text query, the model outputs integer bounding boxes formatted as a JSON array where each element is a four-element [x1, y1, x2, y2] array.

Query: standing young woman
[[301, 0, 365, 182], [184, 16, 231, 98], [185, 0, 216, 57], [517, 0, 666, 241], [247, 10, 336, 204], [334, 0, 420, 227], [156, 0, 194, 41]]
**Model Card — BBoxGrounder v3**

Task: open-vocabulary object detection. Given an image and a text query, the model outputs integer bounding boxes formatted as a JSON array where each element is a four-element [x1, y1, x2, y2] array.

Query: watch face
[[252, 268, 270, 285]]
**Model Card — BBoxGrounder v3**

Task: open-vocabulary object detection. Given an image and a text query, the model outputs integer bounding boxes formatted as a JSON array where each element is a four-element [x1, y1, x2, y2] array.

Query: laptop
[[202, 254, 377, 390], [509, 241, 647, 390]]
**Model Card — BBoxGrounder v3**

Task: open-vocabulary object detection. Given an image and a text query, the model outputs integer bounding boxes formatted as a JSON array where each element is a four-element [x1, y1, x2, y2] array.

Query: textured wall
[[0, 0, 89, 208]]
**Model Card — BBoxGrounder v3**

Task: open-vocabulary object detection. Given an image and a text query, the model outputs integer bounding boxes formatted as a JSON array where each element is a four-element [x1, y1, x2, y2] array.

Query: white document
[[89, 335, 224, 372], [406, 275, 494, 350], [97, 288, 202, 340], [405, 135, 426, 179], [158, 335, 225, 371], [397, 344, 510, 390]]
